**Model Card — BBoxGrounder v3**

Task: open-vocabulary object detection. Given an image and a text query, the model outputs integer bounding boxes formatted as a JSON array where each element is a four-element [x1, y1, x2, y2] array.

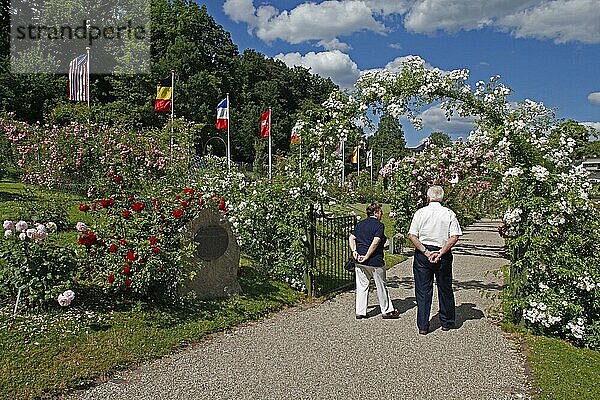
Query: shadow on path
[[453, 279, 503, 292], [428, 302, 485, 332], [365, 297, 417, 318]]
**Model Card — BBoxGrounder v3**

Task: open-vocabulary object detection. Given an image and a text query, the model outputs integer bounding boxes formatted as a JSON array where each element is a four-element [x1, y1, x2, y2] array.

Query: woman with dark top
[[348, 203, 400, 319]]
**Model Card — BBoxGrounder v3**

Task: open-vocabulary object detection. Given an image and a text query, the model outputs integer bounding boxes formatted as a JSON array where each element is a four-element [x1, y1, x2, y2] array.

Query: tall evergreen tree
[[368, 113, 408, 166]]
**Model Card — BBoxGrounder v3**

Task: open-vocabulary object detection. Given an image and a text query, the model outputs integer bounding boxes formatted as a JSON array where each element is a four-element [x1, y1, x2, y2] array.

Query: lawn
[[526, 334, 600, 400]]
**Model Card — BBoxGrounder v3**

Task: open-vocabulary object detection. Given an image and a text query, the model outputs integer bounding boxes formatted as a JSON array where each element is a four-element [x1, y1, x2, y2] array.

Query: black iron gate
[[306, 205, 357, 296]]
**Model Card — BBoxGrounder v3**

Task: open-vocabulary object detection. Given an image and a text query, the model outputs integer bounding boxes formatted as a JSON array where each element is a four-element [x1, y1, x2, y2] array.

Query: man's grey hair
[[427, 185, 444, 202]]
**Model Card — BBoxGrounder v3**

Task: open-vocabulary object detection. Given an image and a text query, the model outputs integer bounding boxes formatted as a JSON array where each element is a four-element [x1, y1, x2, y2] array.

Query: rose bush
[[75, 175, 228, 301], [1, 112, 192, 190], [0, 219, 77, 307]]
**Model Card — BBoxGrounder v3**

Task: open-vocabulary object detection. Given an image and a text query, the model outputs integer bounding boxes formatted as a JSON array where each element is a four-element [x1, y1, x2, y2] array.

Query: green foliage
[[428, 131, 452, 147], [1, 112, 193, 189], [0, 223, 77, 307], [367, 112, 408, 164], [0, 0, 336, 166], [497, 108, 600, 348]]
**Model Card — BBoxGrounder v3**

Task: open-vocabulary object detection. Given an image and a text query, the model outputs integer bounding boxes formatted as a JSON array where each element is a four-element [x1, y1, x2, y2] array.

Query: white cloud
[[274, 50, 361, 89], [225, 0, 600, 47], [499, 0, 600, 44], [588, 92, 600, 106], [223, 0, 259, 24], [404, 0, 537, 33], [418, 103, 476, 135], [223, 0, 386, 44], [404, 0, 600, 44], [317, 38, 352, 52], [389, 42, 403, 49], [581, 122, 600, 132]]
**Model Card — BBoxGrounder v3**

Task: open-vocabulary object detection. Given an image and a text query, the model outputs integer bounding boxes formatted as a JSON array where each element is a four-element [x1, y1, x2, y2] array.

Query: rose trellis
[[291, 56, 599, 347]]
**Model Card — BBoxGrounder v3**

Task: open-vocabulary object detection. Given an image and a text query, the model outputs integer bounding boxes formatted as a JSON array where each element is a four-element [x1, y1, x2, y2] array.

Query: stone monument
[[180, 209, 241, 300]]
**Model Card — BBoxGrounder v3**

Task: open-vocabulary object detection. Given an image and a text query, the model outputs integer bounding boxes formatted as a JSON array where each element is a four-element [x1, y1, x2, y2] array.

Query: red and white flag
[[216, 98, 228, 130], [260, 109, 270, 138], [68, 54, 88, 102], [290, 124, 301, 144]]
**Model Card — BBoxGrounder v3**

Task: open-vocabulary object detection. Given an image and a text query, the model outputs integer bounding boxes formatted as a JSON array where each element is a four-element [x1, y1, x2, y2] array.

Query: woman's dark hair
[[366, 203, 382, 217]]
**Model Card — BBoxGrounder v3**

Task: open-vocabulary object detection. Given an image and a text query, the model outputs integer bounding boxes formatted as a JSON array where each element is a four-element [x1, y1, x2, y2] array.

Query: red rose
[[149, 237, 158, 245], [175, 195, 182, 201], [77, 231, 98, 249], [122, 209, 132, 219], [99, 199, 114, 208], [120, 239, 127, 245], [212, 194, 218, 199], [181, 201, 189, 208], [126, 250, 137, 261], [218, 199, 226, 211], [107, 274, 115, 283], [128, 196, 135, 202], [108, 244, 119, 253], [158, 267, 164, 273], [172, 209, 184, 219], [151, 246, 160, 254], [113, 176, 123, 183], [124, 278, 132, 286], [184, 188, 195, 195], [123, 265, 131, 275], [132, 202, 145, 212], [198, 200, 205, 206], [79, 203, 90, 212]]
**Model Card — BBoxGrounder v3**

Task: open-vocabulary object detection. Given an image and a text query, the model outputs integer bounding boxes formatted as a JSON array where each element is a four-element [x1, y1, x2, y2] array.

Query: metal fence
[[306, 205, 357, 296]]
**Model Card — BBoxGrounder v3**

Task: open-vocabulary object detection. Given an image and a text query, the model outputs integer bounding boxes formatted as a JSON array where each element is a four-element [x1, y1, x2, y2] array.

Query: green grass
[[525, 334, 600, 399], [0, 180, 93, 226], [0, 263, 303, 399]]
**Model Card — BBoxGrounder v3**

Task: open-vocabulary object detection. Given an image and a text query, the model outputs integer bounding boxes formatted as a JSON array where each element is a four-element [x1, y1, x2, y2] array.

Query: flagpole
[[171, 70, 175, 124], [341, 140, 345, 185], [370, 150, 373, 185], [227, 93, 231, 171], [299, 138, 302, 176], [268, 107, 272, 181], [357, 144, 360, 177], [170, 70, 175, 154], [86, 47, 90, 109]]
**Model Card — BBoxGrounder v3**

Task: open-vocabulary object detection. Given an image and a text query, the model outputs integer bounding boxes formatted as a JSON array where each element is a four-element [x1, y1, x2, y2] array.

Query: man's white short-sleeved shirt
[[408, 201, 462, 247]]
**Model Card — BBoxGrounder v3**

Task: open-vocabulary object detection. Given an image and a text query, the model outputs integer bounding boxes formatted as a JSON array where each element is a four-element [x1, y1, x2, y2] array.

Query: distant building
[[581, 157, 600, 183], [407, 142, 426, 155]]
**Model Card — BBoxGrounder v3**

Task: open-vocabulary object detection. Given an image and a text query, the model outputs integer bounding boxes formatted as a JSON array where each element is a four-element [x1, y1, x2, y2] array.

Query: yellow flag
[[350, 146, 358, 164]]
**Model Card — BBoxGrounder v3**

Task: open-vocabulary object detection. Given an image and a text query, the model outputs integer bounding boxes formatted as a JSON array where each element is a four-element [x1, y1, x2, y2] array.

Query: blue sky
[[198, 0, 600, 146]]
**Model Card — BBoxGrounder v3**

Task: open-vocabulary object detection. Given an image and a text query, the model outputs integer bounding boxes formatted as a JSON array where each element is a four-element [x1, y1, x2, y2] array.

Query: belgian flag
[[154, 77, 172, 112]]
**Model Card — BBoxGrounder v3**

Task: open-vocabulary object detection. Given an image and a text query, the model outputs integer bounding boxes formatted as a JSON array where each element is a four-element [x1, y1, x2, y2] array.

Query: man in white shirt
[[408, 185, 462, 335]]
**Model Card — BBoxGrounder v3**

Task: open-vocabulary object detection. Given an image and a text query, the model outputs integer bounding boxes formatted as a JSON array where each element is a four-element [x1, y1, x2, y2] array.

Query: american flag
[[68, 54, 88, 102]]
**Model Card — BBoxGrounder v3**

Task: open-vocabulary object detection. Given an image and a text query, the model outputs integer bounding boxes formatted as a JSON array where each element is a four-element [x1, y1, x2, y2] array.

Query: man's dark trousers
[[413, 246, 455, 330]]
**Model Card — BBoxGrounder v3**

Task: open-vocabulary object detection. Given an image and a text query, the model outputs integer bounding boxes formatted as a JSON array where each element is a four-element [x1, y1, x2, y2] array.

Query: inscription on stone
[[180, 209, 241, 300], [193, 224, 229, 260]]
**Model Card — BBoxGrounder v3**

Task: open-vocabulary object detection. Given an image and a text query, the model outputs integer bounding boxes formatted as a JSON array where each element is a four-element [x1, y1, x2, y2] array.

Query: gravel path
[[67, 220, 531, 400]]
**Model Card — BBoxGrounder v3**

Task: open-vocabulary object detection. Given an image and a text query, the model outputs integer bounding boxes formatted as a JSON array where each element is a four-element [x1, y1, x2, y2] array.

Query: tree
[[367, 112, 407, 166], [428, 131, 451, 147]]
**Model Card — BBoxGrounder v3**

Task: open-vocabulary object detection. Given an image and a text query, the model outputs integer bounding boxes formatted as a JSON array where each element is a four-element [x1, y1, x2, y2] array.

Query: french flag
[[216, 98, 228, 130]]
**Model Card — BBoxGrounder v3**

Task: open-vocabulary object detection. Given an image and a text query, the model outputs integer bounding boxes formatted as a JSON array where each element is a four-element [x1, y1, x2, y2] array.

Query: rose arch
[[290, 56, 599, 347]]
